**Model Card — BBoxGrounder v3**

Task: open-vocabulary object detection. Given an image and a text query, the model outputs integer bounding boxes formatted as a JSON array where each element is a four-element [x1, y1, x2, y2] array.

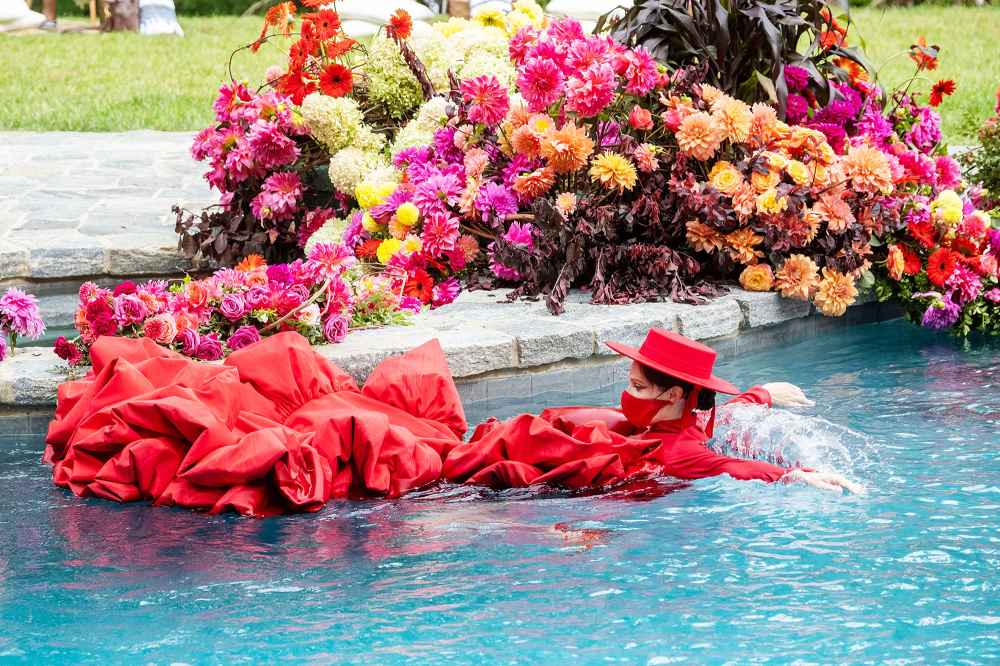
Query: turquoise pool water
[[1, 320, 999, 664]]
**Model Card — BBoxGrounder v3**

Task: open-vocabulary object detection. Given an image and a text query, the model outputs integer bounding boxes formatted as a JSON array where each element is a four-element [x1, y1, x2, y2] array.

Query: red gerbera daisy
[[279, 67, 317, 105], [325, 37, 357, 59], [303, 9, 341, 41], [907, 220, 937, 249], [318, 63, 353, 97], [950, 236, 980, 257], [926, 247, 958, 287], [386, 8, 412, 41], [251, 0, 296, 51], [929, 79, 956, 107], [403, 269, 434, 304], [909, 36, 939, 72], [356, 238, 381, 261], [899, 245, 922, 276]]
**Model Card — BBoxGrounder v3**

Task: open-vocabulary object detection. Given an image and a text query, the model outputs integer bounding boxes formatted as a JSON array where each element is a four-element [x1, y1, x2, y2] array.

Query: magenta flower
[[985, 288, 1000, 303], [220, 293, 247, 321], [462, 75, 510, 127], [566, 63, 617, 118], [246, 286, 272, 310], [251, 171, 302, 221], [196, 334, 224, 361], [431, 277, 460, 308], [305, 242, 357, 281], [946, 265, 983, 305], [935, 156, 962, 189], [518, 57, 565, 112], [906, 107, 942, 154], [786, 94, 809, 124], [191, 127, 219, 161], [0, 288, 45, 339], [566, 36, 613, 72], [615, 47, 658, 96], [247, 120, 299, 170], [227, 325, 262, 351], [421, 212, 461, 257], [213, 81, 252, 123], [547, 16, 585, 44], [113, 294, 148, 327], [509, 25, 538, 66], [224, 139, 261, 184], [503, 221, 535, 249], [178, 328, 201, 356], [475, 182, 518, 222], [322, 314, 349, 344], [783, 65, 809, 92], [413, 171, 463, 217]]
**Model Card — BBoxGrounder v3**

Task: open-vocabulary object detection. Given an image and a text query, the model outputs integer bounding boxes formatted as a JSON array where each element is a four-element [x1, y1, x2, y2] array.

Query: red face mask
[[619, 390, 672, 429]]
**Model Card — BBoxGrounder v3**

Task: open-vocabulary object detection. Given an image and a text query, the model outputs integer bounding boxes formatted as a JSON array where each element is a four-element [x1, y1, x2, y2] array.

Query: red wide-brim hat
[[606, 328, 740, 395]]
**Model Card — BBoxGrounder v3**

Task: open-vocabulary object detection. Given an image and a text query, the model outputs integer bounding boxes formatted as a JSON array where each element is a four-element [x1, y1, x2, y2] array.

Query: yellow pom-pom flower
[[376, 238, 402, 264], [396, 202, 420, 226], [361, 211, 382, 233], [589, 152, 638, 194], [355, 182, 379, 209], [401, 235, 423, 255]]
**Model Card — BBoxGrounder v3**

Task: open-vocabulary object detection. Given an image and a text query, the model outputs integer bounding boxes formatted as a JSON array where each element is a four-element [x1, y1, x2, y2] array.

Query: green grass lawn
[[1, 7, 997, 140]]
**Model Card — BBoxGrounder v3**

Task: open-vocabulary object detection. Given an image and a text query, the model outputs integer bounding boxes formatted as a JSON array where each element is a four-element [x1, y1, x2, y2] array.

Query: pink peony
[[323, 314, 349, 343], [226, 325, 261, 351], [246, 286, 272, 310], [462, 75, 510, 126], [277, 284, 311, 314], [113, 295, 148, 327], [142, 313, 178, 344], [53, 336, 82, 365], [518, 57, 565, 113], [565, 63, 616, 118]]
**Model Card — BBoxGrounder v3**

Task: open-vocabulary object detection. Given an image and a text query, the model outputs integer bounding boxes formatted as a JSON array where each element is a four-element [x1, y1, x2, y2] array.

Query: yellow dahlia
[[589, 152, 638, 193], [814, 267, 858, 317], [785, 159, 811, 186], [774, 254, 820, 301], [540, 121, 594, 174], [676, 111, 723, 162], [714, 97, 752, 144], [708, 161, 744, 196], [739, 264, 774, 292], [726, 228, 764, 264], [376, 238, 402, 264], [686, 220, 726, 254], [843, 144, 894, 195]]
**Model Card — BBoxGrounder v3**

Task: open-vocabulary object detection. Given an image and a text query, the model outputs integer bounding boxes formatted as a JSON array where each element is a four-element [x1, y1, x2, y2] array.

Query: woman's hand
[[762, 382, 815, 408], [785, 469, 866, 495]]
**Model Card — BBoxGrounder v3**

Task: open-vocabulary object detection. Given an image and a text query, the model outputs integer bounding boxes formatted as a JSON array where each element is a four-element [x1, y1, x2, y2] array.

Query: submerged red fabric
[[45, 333, 791, 517]]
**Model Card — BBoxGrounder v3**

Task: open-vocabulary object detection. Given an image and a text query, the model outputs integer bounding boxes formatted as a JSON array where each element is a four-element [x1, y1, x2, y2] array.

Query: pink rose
[[142, 314, 177, 344], [114, 294, 148, 326], [628, 105, 653, 131], [323, 314, 348, 343], [277, 284, 310, 314], [219, 293, 247, 321], [226, 325, 262, 351], [246, 285, 271, 310], [195, 334, 224, 361]]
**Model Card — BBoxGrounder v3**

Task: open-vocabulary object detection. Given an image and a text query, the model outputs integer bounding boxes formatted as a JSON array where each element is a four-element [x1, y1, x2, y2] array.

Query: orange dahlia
[[814, 267, 857, 316], [708, 161, 744, 196], [726, 228, 764, 265], [676, 112, 723, 161], [236, 254, 266, 272], [511, 125, 543, 158], [732, 182, 757, 221], [843, 145, 893, 195], [686, 220, 725, 254], [714, 97, 752, 144], [748, 103, 779, 147], [739, 264, 774, 292], [514, 167, 556, 199], [813, 192, 856, 233], [540, 121, 594, 174], [774, 254, 820, 301]]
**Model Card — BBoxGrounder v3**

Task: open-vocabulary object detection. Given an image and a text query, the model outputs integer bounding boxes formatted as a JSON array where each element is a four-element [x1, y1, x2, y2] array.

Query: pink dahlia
[[517, 57, 565, 113], [509, 26, 539, 66], [421, 212, 461, 257], [475, 182, 518, 222], [224, 139, 261, 184], [615, 47, 658, 96], [547, 16, 585, 44], [0, 288, 45, 339], [462, 75, 510, 127], [935, 155, 962, 189], [431, 277, 460, 308], [305, 242, 357, 281], [565, 63, 616, 118], [503, 221, 535, 249], [247, 120, 299, 170], [566, 36, 613, 72], [0, 332, 6, 362], [213, 81, 252, 123], [413, 171, 463, 217], [251, 171, 302, 221]]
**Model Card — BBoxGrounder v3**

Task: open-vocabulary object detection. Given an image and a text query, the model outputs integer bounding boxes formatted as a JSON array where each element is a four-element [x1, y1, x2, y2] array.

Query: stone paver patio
[[0, 131, 209, 325]]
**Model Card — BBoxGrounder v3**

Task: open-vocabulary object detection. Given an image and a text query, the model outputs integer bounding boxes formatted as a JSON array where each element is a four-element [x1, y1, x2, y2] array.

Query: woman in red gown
[[44, 327, 861, 517]]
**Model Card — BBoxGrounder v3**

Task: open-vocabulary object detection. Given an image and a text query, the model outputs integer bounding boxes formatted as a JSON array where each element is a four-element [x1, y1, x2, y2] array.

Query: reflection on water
[[1, 320, 999, 663]]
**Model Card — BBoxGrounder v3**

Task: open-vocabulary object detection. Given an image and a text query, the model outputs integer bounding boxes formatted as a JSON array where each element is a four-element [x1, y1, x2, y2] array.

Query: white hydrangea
[[304, 216, 350, 255], [390, 96, 450, 156], [327, 148, 389, 195], [365, 33, 426, 119], [301, 93, 367, 153], [457, 52, 515, 88]]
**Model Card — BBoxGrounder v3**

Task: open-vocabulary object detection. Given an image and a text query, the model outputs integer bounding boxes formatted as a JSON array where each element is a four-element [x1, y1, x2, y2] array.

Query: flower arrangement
[[959, 86, 1000, 213], [0, 288, 45, 362], [54, 242, 414, 366]]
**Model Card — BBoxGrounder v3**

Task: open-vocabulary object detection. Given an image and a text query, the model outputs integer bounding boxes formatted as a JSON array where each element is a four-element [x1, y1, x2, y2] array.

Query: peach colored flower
[[633, 143, 660, 173], [555, 192, 578, 216], [714, 97, 752, 143], [459, 177, 481, 218], [464, 147, 489, 181], [748, 103, 779, 147], [686, 220, 725, 254], [843, 144, 893, 195], [813, 192, 856, 233], [726, 228, 764, 264], [886, 244, 905, 281], [739, 264, 774, 291], [699, 84, 725, 106], [774, 254, 820, 301], [751, 169, 781, 193], [676, 111, 723, 161], [785, 159, 811, 186], [732, 182, 757, 221], [540, 121, 594, 174], [511, 124, 542, 158], [142, 313, 177, 344], [184, 281, 209, 309], [708, 160, 743, 196], [814, 267, 857, 316], [514, 167, 556, 199]]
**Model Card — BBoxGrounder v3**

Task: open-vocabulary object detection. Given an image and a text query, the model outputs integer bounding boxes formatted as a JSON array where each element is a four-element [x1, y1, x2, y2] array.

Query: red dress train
[[45, 332, 791, 516]]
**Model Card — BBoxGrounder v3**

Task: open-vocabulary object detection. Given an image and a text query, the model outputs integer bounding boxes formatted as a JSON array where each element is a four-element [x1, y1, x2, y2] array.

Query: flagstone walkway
[[0, 131, 209, 324]]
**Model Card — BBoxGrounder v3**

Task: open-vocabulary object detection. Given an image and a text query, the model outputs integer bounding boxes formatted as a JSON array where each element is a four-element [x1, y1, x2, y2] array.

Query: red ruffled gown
[[45, 333, 791, 517]]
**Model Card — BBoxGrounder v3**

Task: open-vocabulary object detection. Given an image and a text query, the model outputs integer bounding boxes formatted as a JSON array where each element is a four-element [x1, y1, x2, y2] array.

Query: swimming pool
[[1, 320, 998, 663]]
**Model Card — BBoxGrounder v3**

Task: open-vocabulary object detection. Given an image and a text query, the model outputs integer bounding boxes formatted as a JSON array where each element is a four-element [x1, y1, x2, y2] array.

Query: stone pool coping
[[0, 288, 901, 437]]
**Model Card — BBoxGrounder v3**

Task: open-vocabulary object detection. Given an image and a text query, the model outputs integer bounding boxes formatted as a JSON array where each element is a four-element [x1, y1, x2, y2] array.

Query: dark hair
[[637, 363, 717, 411]]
